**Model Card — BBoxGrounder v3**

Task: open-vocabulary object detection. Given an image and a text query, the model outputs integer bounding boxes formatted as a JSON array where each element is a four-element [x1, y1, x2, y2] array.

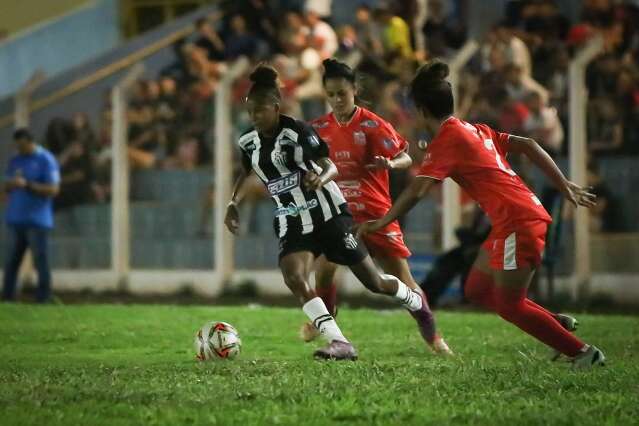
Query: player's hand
[[354, 220, 383, 239], [304, 171, 322, 191], [224, 202, 240, 234], [365, 155, 393, 170], [9, 176, 27, 189], [562, 180, 597, 208]]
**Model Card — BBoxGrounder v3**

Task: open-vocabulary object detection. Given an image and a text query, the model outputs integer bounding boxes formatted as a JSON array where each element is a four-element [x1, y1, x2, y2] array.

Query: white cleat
[[572, 345, 606, 370], [300, 321, 321, 342]]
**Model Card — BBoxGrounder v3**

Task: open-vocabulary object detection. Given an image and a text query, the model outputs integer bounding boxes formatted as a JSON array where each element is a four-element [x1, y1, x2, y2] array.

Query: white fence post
[[111, 64, 144, 290], [214, 57, 250, 286], [568, 36, 603, 300], [442, 40, 479, 250]]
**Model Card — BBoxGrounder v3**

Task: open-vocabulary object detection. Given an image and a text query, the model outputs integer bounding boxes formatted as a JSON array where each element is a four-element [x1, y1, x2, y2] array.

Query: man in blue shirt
[[3, 128, 60, 303]]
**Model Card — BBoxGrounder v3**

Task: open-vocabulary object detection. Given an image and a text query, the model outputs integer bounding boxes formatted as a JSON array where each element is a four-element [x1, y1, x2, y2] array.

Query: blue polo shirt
[[5, 146, 60, 229]]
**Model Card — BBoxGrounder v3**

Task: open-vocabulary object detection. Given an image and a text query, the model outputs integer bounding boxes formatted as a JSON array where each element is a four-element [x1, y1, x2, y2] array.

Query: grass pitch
[[0, 304, 637, 425]]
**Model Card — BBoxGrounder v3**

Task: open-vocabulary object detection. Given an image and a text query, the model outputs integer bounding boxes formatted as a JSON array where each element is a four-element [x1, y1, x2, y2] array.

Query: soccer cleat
[[550, 313, 580, 361], [408, 289, 437, 345], [313, 340, 358, 361], [555, 313, 579, 332], [300, 321, 321, 342], [431, 336, 454, 356], [571, 345, 606, 370]]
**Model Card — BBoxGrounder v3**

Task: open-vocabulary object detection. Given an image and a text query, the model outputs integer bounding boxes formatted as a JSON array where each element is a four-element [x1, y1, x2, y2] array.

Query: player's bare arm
[[225, 169, 248, 234], [356, 176, 437, 238], [303, 157, 337, 191], [365, 151, 412, 170], [508, 135, 596, 208]]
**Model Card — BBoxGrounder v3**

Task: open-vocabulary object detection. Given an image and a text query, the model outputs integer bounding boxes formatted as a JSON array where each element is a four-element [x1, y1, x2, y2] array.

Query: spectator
[[503, 62, 549, 104], [523, 91, 564, 156], [354, 4, 384, 59], [224, 14, 261, 60], [3, 129, 60, 303], [588, 97, 624, 155], [422, 0, 467, 58], [305, 0, 332, 22], [194, 17, 226, 62], [587, 159, 620, 233], [374, 5, 413, 59], [305, 8, 338, 60]]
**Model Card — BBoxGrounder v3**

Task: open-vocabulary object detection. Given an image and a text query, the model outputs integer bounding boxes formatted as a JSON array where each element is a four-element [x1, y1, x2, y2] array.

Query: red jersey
[[311, 107, 409, 221], [418, 117, 551, 230]]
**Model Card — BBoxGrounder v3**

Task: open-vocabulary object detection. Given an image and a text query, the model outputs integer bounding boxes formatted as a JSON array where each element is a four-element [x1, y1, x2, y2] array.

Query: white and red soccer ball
[[194, 321, 242, 361]]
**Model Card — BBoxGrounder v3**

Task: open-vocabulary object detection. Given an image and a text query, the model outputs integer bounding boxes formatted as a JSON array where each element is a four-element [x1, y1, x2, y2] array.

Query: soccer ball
[[194, 321, 242, 361]]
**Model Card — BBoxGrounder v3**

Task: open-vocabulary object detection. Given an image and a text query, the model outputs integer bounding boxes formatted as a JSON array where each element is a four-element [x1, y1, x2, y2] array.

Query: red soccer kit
[[418, 117, 552, 270], [311, 107, 411, 258]]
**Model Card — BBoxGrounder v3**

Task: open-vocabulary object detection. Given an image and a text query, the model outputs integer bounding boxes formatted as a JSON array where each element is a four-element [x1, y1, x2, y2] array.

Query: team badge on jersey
[[353, 130, 366, 145], [273, 150, 288, 167], [343, 232, 358, 250], [383, 138, 396, 149], [360, 119, 379, 128]]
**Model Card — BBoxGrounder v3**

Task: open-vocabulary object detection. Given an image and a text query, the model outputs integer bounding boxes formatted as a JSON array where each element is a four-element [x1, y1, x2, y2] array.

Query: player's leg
[[464, 248, 498, 310], [492, 266, 594, 359], [376, 255, 452, 354], [2, 226, 29, 302], [27, 226, 52, 303], [314, 255, 339, 316], [280, 250, 356, 360], [300, 255, 338, 342]]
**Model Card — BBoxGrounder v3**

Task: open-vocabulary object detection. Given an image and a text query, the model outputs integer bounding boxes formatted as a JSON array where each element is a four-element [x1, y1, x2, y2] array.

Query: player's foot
[[408, 289, 437, 345], [550, 313, 580, 361], [431, 336, 454, 356], [571, 345, 605, 370], [555, 313, 579, 332], [300, 321, 320, 342], [313, 340, 358, 361]]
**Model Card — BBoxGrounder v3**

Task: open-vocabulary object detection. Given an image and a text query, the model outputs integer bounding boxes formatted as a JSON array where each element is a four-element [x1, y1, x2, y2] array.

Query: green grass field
[[0, 304, 637, 425]]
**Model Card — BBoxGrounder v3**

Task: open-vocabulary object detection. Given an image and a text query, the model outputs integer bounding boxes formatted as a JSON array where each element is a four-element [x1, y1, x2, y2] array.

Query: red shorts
[[359, 219, 412, 259], [482, 220, 548, 270]]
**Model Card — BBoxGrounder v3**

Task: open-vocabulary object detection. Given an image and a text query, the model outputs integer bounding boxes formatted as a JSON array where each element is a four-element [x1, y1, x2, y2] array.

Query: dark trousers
[[2, 225, 52, 302]]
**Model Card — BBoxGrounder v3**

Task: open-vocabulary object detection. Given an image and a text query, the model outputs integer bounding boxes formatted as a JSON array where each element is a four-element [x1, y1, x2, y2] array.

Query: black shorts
[[278, 214, 368, 266]]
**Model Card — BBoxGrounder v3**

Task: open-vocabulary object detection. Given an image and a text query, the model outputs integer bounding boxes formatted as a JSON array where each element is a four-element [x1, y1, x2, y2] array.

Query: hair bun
[[249, 65, 279, 86], [322, 58, 340, 71], [417, 60, 450, 85]]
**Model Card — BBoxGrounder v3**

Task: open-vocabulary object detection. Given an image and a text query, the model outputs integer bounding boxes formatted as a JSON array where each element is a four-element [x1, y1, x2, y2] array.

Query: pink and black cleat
[[313, 340, 358, 361]]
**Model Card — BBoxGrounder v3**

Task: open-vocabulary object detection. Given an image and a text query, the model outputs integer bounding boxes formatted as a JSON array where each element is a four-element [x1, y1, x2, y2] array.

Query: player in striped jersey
[[225, 65, 435, 360]]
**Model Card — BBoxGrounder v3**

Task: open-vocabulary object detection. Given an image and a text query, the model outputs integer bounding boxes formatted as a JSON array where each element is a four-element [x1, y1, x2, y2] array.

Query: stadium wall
[[0, 0, 120, 100]]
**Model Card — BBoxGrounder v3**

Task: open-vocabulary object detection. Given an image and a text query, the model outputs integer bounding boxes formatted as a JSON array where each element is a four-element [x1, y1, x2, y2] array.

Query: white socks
[[383, 274, 423, 312], [303, 297, 348, 343]]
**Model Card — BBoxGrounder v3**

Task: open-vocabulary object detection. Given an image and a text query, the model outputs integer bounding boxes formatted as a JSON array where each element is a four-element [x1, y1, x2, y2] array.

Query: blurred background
[[0, 0, 637, 309]]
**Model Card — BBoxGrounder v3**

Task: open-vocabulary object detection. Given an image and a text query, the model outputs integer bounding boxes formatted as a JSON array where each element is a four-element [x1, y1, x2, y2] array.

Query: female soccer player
[[357, 60, 605, 369], [225, 65, 434, 360], [299, 59, 451, 354]]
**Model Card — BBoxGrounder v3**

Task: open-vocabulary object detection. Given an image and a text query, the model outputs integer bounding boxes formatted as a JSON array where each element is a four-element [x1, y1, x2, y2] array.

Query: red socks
[[465, 268, 585, 357], [316, 283, 337, 317]]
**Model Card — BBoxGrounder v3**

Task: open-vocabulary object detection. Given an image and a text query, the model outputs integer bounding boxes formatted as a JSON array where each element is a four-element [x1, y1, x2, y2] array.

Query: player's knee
[[494, 299, 520, 320]]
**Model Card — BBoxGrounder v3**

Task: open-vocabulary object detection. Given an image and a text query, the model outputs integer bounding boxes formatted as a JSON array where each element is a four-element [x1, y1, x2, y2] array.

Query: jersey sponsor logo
[[335, 150, 351, 160], [267, 172, 300, 195], [307, 135, 320, 147], [360, 119, 379, 128], [341, 189, 362, 199], [343, 232, 358, 250], [312, 121, 330, 129], [275, 199, 319, 217], [337, 180, 361, 189], [353, 130, 366, 145]]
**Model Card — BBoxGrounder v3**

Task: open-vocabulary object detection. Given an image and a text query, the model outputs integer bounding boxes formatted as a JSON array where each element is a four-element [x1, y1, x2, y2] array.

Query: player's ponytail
[[409, 60, 454, 119], [322, 58, 356, 86], [247, 64, 281, 102]]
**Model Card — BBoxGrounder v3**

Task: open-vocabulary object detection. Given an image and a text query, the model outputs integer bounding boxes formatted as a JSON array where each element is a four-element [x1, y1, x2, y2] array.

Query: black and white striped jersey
[[237, 114, 348, 238]]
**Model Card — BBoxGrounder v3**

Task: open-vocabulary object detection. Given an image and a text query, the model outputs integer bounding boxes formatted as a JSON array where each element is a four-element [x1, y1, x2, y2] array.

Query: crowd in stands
[[42, 0, 638, 233]]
